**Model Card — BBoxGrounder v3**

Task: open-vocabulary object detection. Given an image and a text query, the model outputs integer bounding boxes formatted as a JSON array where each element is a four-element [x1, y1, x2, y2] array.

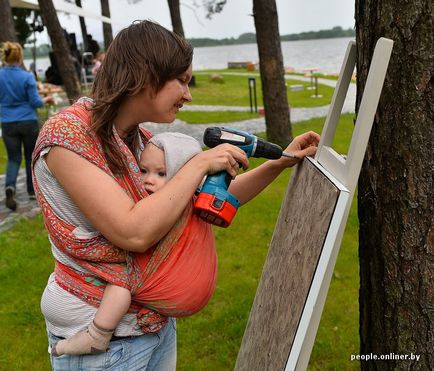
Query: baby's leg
[[52, 285, 131, 356], [93, 284, 132, 331]]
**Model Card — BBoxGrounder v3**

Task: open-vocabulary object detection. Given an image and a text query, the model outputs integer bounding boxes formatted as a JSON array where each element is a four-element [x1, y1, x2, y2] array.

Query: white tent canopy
[[9, 0, 112, 24]]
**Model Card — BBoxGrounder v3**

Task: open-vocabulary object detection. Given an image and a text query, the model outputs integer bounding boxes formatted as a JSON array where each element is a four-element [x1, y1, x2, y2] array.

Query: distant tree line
[[23, 43, 51, 58], [187, 26, 355, 47], [24, 26, 355, 57], [281, 26, 355, 41]]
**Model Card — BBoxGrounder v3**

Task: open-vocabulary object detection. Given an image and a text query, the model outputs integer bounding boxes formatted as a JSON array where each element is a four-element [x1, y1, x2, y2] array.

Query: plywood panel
[[235, 159, 340, 371]]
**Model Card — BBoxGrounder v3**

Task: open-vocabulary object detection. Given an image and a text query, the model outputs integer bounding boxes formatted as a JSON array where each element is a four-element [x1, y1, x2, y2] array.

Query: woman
[[91, 52, 105, 76], [32, 21, 320, 370], [0, 41, 53, 210]]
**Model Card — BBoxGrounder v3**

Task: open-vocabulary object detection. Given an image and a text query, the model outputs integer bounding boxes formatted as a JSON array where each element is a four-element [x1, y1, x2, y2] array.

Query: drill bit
[[282, 152, 300, 159]]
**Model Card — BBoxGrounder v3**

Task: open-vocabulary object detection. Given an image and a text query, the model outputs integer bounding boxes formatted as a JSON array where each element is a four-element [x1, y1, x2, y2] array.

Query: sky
[[35, 0, 355, 45]]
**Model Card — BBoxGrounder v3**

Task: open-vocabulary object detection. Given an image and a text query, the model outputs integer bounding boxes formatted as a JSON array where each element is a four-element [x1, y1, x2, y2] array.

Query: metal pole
[[32, 12, 37, 75], [32, 30, 37, 71], [248, 78, 253, 113], [253, 78, 258, 113]]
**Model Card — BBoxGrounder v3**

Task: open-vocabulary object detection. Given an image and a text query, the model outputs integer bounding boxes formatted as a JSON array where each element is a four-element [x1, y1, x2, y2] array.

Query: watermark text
[[350, 353, 420, 362]]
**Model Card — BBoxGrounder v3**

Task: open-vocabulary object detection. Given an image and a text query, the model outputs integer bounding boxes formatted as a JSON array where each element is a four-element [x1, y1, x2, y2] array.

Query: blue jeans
[[1, 120, 39, 194], [47, 318, 177, 371]]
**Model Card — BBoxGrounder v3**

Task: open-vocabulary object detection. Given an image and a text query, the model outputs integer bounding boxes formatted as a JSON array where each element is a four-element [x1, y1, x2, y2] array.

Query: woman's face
[[137, 64, 193, 124]]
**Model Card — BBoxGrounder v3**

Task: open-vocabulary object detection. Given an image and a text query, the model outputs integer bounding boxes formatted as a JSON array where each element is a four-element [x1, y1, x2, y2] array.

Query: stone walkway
[[0, 170, 40, 232], [0, 74, 355, 231]]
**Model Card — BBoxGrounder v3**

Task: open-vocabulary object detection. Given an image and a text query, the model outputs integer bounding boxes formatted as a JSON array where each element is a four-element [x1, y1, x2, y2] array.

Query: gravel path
[[0, 170, 40, 232], [141, 74, 355, 145]]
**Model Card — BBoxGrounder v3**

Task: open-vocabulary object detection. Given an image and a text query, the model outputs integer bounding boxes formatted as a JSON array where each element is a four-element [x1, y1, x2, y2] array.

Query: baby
[[53, 132, 202, 356]]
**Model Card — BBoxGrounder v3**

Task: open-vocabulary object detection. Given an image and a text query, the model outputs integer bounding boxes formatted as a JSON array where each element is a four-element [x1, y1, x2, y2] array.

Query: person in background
[[0, 41, 53, 211], [91, 52, 105, 76], [86, 34, 100, 57]]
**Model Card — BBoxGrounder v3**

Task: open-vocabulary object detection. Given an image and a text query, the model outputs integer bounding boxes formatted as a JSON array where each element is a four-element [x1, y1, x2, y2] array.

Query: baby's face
[[139, 144, 167, 194]]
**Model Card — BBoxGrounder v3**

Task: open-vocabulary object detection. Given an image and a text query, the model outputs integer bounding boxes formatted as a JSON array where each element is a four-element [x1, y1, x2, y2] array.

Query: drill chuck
[[254, 138, 283, 159], [203, 127, 283, 159]]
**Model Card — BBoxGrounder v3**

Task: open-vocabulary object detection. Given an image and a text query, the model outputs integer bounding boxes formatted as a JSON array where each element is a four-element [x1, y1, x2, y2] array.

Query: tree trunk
[[75, 0, 89, 51], [100, 0, 113, 50], [252, 0, 291, 147], [356, 0, 434, 370], [167, 0, 185, 38], [38, 0, 81, 102], [0, 0, 17, 43]]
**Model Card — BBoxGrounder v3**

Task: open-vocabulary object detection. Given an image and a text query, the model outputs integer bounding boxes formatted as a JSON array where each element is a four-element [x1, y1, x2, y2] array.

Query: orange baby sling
[[32, 98, 217, 333]]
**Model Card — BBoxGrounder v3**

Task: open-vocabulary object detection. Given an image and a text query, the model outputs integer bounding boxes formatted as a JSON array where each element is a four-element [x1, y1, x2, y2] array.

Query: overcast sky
[[37, 0, 355, 45]]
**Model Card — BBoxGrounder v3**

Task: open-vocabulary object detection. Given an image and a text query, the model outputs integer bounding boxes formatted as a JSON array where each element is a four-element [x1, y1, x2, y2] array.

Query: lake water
[[25, 37, 354, 77], [192, 37, 354, 73]]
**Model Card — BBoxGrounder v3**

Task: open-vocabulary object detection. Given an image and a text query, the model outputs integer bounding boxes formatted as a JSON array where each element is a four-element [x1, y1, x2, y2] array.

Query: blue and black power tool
[[194, 127, 296, 227]]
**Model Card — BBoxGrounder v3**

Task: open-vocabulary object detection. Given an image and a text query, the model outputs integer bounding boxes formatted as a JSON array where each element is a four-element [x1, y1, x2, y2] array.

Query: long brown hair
[[91, 20, 193, 174]]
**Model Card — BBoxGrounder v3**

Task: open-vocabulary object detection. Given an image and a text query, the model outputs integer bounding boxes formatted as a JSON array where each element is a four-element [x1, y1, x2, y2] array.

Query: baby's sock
[[52, 321, 114, 357]]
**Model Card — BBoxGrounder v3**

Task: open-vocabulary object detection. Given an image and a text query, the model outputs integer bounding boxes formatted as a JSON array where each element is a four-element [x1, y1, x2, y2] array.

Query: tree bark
[[100, 0, 113, 50], [75, 0, 89, 51], [356, 0, 434, 370], [252, 0, 291, 147], [0, 0, 17, 43], [167, 0, 185, 38], [38, 0, 81, 102]]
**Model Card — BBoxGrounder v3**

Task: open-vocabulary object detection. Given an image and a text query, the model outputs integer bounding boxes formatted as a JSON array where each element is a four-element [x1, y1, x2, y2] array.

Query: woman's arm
[[45, 143, 248, 253], [229, 131, 320, 205]]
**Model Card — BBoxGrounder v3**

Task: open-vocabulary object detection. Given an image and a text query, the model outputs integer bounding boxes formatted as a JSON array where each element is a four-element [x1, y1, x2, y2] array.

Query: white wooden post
[[288, 37, 394, 371]]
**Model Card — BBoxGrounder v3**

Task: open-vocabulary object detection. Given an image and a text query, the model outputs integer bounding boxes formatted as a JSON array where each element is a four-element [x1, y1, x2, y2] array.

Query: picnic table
[[38, 82, 64, 96]]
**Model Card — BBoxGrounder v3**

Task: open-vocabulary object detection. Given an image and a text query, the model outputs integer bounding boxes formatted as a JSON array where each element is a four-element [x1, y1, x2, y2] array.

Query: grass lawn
[[0, 215, 54, 370], [189, 73, 334, 108], [0, 114, 359, 370]]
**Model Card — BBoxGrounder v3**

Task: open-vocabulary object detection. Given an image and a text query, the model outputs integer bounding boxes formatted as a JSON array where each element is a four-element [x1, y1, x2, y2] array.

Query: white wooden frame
[[285, 38, 394, 370]]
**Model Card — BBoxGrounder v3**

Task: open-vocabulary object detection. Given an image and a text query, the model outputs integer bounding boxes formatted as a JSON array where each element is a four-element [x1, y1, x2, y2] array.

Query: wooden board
[[235, 159, 340, 371]]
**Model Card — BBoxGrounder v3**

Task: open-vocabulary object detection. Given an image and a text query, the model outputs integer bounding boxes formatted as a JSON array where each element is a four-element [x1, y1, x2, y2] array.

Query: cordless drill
[[194, 127, 297, 227]]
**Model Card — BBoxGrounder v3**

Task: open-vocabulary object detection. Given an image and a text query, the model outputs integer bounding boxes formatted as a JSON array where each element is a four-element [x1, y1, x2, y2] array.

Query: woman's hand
[[276, 131, 321, 168], [44, 95, 54, 105], [228, 131, 320, 204], [192, 143, 249, 178]]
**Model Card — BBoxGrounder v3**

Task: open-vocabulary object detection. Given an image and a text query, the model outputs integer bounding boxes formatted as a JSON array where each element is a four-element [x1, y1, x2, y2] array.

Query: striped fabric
[[35, 150, 144, 337]]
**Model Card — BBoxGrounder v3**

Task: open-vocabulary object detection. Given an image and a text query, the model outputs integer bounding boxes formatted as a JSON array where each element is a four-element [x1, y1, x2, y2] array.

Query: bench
[[289, 84, 304, 92], [228, 61, 252, 69]]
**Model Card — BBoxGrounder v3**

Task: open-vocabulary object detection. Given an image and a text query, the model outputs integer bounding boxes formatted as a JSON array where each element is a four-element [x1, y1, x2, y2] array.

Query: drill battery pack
[[194, 170, 241, 227], [194, 187, 240, 228]]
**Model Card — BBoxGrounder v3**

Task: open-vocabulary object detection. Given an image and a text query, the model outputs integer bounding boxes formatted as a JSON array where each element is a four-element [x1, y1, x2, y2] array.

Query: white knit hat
[[148, 132, 202, 180]]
